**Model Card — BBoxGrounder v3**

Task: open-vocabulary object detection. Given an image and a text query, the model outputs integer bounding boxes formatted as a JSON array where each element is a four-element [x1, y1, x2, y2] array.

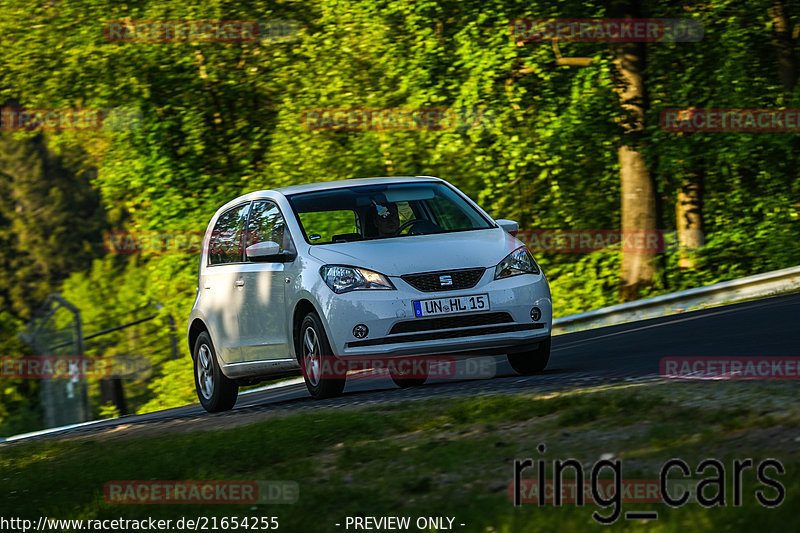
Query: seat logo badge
[[439, 275, 453, 286]]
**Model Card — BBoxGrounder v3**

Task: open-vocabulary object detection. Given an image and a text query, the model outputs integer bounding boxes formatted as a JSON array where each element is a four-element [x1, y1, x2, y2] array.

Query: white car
[[188, 176, 552, 411]]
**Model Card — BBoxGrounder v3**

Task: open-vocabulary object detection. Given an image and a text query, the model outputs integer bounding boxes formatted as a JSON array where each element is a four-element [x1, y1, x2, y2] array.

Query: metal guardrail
[[552, 265, 800, 334]]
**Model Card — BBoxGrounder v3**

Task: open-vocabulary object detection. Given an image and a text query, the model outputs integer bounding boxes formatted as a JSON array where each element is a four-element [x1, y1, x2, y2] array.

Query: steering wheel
[[394, 219, 427, 235]]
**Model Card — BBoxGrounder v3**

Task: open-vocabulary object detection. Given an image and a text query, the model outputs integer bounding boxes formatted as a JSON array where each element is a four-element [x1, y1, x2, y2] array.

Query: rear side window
[[245, 200, 294, 254], [209, 203, 250, 265]]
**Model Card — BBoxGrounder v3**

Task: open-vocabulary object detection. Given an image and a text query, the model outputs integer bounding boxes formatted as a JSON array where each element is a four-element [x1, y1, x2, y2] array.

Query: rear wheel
[[507, 336, 551, 375], [389, 359, 429, 388], [298, 312, 346, 399], [193, 331, 239, 412]]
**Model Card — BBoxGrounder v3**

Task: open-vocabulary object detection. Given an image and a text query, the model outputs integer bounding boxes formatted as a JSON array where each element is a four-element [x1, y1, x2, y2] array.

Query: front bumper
[[318, 269, 552, 357]]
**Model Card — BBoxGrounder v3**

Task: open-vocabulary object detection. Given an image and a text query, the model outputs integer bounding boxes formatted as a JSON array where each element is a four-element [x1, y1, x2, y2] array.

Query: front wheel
[[507, 336, 551, 375], [193, 331, 239, 412], [298, 312, 346, 399]]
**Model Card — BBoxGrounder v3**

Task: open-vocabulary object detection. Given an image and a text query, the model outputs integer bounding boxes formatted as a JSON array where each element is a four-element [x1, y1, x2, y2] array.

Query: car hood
[[305, 228, 522, 276]]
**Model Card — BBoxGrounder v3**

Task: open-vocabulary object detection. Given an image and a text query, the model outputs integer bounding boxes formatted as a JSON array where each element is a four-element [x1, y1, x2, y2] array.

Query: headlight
[[494, 246, 540, 279], [320, 265, 395, 293]]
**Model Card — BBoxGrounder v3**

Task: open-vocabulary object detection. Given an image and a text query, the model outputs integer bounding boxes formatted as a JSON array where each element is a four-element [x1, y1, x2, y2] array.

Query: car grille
[[401, 267, 485, 292], [389, 312, 513, 335], [346, 323, 545, 348]]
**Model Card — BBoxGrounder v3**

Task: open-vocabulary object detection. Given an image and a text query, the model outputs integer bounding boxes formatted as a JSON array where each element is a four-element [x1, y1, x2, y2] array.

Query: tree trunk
[[608, 1, 658, 301], [676, 167, 705, 268], [618, 144, 657, 299], [768, 0, 799, 96], [768, 1, 800, 198]]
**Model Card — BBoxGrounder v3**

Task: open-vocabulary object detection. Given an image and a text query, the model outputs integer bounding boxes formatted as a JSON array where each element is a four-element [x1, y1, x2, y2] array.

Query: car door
[[202, 202, 250, 364], [237, 199, 293, 362]]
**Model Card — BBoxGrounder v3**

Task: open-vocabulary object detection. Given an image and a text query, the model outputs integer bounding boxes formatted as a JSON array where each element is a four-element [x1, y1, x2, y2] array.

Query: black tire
[[298, 312, 346, 399], [389, 358, 429, 388], [507, 336, 551, 375], [193, 331, 239, 412]]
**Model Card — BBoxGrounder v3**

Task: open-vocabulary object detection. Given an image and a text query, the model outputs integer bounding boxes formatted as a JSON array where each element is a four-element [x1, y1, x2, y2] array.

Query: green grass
[[1, 381, 798, 532]]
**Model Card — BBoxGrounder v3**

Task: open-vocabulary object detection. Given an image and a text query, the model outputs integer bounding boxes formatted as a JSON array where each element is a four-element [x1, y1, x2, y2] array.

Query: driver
[[369, 201, 400, 236]]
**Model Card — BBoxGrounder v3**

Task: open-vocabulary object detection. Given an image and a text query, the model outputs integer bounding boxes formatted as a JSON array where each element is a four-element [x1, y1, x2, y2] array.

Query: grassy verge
[[2, 380, 798, 532]]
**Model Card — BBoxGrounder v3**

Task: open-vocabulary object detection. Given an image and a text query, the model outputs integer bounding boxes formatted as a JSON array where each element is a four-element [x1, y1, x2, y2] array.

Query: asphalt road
[[5, 293, 799, 442]]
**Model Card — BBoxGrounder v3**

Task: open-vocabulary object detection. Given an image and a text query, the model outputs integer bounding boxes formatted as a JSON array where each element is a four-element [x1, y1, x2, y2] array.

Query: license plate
[[413, 294, 490, 317]]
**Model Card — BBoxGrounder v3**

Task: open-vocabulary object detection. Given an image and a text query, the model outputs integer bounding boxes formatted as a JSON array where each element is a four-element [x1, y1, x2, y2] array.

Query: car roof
[[212, 176, 448, 218], [273, 176, 443, 196]]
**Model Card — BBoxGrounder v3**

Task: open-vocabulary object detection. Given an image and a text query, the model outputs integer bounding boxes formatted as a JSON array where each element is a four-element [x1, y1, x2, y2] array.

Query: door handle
[[234, 279, 245, 287]]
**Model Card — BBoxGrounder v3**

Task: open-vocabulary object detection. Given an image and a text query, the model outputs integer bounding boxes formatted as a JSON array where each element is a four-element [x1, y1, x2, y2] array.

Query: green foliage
[[0, 132, 107, 319], [0, 311, 41, 435], [137, 357, 197, 414], [98, 401, 120, 420]]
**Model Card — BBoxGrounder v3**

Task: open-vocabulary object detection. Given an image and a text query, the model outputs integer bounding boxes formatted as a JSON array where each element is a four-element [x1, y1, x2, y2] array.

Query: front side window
[[287, 181, 493, 244], [209, 203, 249, 265], [245, 200, 294, 255]]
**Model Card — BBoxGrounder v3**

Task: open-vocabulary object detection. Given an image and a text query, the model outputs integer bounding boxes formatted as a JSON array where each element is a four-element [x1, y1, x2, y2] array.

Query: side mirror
[[245, 241, 296, 263], [496, 219, 519, 236]]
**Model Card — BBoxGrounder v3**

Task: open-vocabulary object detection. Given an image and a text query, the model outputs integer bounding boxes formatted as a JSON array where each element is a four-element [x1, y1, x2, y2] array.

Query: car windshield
[[287, 181, 494, 244]]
